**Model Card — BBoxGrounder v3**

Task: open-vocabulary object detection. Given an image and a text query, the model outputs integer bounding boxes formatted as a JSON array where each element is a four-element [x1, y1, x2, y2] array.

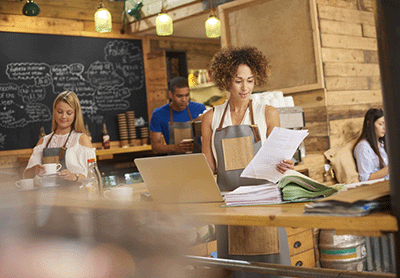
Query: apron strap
[[217, 102, 230, 131], [248, 99, 261, 142], [45, 130, 73, 161], [217, 100, 261, 142], [170, 104, 193, 125], [45, 132, 55, 149]]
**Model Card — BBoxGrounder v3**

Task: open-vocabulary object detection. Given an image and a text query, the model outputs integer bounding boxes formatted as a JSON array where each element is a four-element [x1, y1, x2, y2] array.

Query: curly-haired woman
[[201, 46, 294, 277]]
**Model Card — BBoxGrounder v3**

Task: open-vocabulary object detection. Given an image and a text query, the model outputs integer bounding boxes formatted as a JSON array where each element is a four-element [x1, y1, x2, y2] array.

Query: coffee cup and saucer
[[42, 163, 62, 176], [15, 178, 35, 191]]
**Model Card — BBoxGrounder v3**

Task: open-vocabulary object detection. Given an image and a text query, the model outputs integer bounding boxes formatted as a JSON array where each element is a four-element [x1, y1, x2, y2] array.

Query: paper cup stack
[[117, 113, 129, 147], [126, 111, 138, 145], [140, 126, 149, 145]]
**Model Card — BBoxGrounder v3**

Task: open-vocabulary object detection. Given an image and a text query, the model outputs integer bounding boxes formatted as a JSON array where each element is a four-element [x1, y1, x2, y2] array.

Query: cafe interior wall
[[288, 0, 383, 182], [0, 0, 384, 184], [0, 0, 221, 175]]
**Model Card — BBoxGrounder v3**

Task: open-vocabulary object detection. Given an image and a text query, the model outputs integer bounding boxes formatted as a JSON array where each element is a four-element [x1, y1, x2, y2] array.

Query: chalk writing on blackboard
[[0, 40, 145, 128], [0, 133, 5, 148]]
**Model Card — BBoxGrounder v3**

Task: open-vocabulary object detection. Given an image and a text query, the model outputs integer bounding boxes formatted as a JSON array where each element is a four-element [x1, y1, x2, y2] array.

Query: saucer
[[42, 173, 58, 177]]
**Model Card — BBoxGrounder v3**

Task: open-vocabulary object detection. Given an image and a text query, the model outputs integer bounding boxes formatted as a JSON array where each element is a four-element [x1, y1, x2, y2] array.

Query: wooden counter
[[32, 182, 398, 238]]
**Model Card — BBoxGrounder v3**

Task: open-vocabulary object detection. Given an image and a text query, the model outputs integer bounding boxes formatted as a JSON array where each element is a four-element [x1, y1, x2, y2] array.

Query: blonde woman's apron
[[168, 105, 201, 153], [41, 131, 72, 186], [214, 100, 290, 277]]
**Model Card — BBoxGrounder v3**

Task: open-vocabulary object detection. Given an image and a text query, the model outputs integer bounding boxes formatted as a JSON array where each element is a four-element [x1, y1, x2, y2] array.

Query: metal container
[[319, 230, 367, 272]]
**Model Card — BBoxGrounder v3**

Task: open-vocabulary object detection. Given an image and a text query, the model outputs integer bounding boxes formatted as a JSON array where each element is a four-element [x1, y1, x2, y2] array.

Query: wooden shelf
[[0, 142, 153, 160], [96, 145, 152, 160]]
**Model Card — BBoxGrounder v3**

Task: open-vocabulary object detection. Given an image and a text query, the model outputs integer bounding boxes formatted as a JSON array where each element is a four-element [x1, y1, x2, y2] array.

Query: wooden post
[[375, 1, 400, 276]]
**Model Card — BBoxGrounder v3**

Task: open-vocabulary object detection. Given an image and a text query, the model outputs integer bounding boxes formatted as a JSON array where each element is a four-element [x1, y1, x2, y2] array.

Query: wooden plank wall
[[316, 0, 383, 148], [286, 0, 383, 183]]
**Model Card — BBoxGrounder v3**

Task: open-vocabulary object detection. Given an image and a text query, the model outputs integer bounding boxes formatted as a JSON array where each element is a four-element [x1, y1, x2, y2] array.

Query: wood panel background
[[218, 0, 324, 94]]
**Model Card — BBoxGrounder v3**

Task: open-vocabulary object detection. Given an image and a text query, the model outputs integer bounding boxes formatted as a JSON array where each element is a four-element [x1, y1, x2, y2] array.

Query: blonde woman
[[24, 91, 94, 183]]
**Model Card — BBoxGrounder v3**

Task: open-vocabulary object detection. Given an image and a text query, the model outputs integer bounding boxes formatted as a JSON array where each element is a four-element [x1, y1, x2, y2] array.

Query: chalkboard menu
[[0, 32, 147, 150]]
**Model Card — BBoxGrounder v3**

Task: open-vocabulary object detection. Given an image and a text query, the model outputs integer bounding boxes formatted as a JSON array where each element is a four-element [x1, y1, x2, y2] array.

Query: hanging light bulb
[[22, 0, 40, 17], [205, 0, 221, 38], [94, 0, 112, 33], [156, 1, 173, 36]]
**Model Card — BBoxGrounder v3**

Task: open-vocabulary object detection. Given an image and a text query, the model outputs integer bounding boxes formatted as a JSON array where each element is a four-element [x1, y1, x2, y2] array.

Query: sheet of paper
[[240, 127, 309, 183]]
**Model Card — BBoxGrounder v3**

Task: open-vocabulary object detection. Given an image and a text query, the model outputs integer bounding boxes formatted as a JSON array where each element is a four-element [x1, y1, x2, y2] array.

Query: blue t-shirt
[[149, 101, 206, 144]]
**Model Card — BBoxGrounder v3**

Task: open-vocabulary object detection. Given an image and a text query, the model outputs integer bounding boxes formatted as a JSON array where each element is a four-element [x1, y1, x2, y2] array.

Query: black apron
[[168, 105, 201, 153]]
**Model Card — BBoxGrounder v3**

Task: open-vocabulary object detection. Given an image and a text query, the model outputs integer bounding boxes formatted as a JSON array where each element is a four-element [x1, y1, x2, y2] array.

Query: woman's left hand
[[276, 159, 295, 174], [58, 169, 77, 181]]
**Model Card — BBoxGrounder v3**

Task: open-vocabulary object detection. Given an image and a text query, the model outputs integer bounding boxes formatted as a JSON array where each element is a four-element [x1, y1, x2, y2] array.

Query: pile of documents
[[303, 180, 391, 216], [223, 183, 282, 206]]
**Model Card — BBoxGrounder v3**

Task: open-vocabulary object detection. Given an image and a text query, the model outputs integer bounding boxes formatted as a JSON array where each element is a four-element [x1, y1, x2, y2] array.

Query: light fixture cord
[[209, 0, 215, 17], [161, 0, 166, 13]]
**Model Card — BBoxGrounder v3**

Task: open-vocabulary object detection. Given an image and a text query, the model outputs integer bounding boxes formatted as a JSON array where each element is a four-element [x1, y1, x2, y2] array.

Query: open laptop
[[134, 153, 224, 204]]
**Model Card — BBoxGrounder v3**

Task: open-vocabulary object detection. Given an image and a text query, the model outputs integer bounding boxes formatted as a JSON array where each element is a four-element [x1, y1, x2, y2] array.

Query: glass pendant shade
[[156, 13, 173, 36], [205, 15, 221, 38], [22, 0, 40, 16], [95, 7, 112, 33]]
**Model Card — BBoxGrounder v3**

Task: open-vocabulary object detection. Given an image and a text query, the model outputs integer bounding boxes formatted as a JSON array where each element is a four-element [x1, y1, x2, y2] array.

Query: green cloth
[[278, 170, 340, 201]]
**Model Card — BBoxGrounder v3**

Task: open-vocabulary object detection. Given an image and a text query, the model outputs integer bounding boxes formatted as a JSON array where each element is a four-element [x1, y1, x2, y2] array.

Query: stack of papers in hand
[[241, 127, 309, 183], [223, 183, 282, 206]]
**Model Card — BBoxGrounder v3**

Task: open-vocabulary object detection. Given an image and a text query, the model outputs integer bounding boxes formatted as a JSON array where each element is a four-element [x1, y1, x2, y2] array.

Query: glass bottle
[[84, 158, 103, 199], [101, 121, 110, 149], [38, 126, 46, 140]]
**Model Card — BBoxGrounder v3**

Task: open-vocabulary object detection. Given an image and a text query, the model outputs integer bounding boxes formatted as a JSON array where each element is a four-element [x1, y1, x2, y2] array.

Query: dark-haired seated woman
[[353, 108, 389, 181]]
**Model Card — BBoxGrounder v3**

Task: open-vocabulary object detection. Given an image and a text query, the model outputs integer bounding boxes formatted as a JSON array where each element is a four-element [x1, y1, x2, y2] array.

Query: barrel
[[319, 230, 367, 271]]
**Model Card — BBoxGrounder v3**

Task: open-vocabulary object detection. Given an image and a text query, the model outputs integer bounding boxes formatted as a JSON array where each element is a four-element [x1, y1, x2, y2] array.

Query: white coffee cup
[[43, 163, 62, 175], [15, 179, 34, 190], [104, 187, 135, 201]]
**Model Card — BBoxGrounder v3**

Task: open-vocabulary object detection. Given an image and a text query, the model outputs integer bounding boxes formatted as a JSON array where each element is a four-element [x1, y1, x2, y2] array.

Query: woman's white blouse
[[25, 131, 96, 178], [353, 139, 389, 182]]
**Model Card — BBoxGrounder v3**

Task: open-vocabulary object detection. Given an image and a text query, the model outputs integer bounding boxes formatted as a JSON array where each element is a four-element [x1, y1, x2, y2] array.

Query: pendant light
[[205, 0, 221, 38], [22, 0, 40, 17], [156, 1, 173, 36], [94, 0, 112, 33]]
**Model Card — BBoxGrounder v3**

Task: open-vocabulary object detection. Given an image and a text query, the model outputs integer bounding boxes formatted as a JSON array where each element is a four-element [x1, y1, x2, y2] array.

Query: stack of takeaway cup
[[126, 111, 139, 146], [140, 126, 149, 145], [117, 113, 129, 147]]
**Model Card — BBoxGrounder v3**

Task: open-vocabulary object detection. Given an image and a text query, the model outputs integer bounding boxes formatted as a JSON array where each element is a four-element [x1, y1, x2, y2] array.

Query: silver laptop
[[134, 153, 224, 204]]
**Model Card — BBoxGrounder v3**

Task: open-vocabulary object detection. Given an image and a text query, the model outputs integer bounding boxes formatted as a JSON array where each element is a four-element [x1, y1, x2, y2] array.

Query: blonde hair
[[52, 91, 85, 133]]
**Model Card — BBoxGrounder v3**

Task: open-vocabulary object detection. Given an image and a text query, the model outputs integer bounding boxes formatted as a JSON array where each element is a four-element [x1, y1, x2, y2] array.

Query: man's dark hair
[[169, 76, 189, 93]]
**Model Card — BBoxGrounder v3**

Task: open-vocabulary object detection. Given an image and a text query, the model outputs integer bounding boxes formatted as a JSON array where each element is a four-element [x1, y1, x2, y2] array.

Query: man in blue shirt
[[149, 77, 206, 154]]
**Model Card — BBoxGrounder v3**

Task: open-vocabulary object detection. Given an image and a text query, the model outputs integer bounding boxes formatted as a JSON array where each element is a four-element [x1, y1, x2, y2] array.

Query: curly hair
[[209, 46, 270, 91]]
